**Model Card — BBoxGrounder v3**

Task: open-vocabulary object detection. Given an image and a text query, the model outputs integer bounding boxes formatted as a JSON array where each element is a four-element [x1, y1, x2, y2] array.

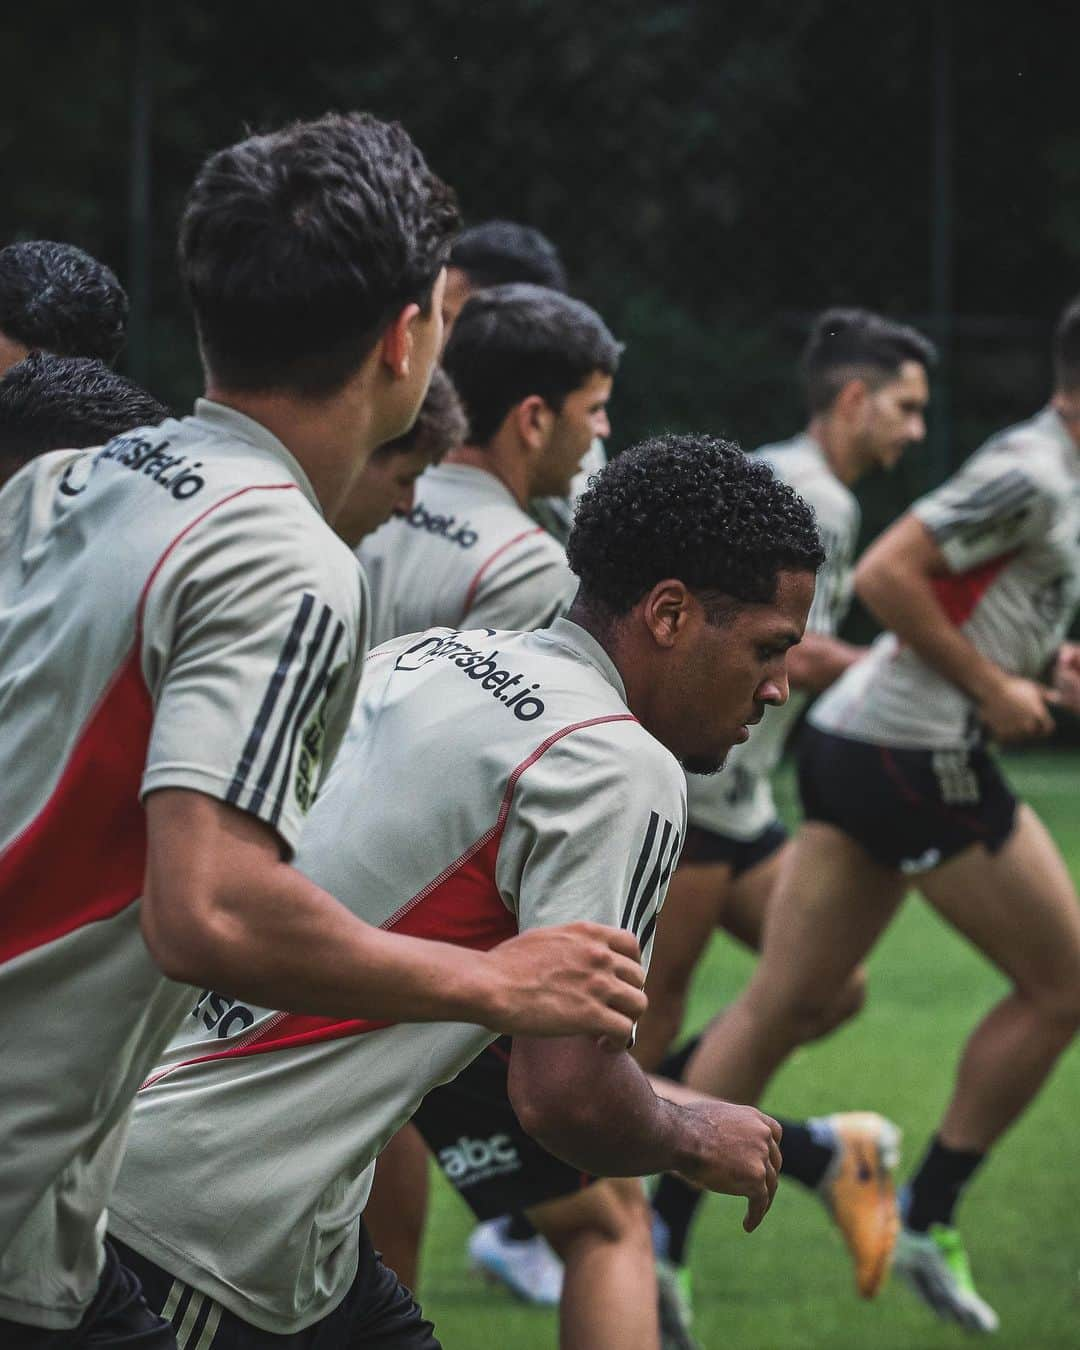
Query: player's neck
[[806, 416, 864, 486], [203, 382, 386, 522], [1050, 391, 1080, 451], [443, 443, 530, 508]]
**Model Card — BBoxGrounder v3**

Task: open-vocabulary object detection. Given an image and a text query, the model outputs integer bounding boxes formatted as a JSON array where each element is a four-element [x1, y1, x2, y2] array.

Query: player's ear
[[834, 376, 869, 422], [513, 395, 554, 451], [380, 303, 422, 379], [640, 579, 693, 649]]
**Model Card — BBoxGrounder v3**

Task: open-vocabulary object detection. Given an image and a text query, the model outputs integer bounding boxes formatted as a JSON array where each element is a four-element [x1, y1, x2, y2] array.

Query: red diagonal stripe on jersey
[[462, 527, 545, 618], [0, 644, 153, 963], [930, 551, 1018, 626], [0, 483, 300, 966], [141, 713, 638, 1082]]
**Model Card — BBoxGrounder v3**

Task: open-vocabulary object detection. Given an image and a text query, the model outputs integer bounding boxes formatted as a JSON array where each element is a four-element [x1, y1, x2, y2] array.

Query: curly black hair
[[566, 433, 824, 619], [0, 241, 128, 366]]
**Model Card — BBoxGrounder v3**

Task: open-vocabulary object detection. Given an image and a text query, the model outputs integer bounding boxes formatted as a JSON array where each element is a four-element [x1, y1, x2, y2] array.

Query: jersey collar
[[189, 399, 323, 514], [542, 617, 629, 704], [1038, 405, 1080, 463]]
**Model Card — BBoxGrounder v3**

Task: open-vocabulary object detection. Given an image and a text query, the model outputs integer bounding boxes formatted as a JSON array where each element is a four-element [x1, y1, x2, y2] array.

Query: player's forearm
[[785, 633, 864, 693], [147, 858, 499, 1024], [856, 555, 1004, 704], [511, 1046, 713, 1178]]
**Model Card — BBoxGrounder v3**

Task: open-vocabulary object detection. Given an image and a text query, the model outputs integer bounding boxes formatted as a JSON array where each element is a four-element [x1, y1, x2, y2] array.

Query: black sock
[[905, 1136, 985, 1232], [774, 1117, 836, 1191], [652, 1174, 704, 1266], [656, 1034, 702, 1083], [505, 1213, 537, 1242]]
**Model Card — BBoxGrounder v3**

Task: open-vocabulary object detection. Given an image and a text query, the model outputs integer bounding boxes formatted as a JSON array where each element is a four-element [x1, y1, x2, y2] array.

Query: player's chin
[[682, 749, 729, 776]]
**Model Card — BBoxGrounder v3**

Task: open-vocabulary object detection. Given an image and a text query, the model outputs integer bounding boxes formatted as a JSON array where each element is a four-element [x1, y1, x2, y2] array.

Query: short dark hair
[[449, 221, 568, 292], [442, 284, 621, 445], [1053, 295, 1080, 394], [0, 352, 169, 461], [179, 111, 461, 397], [567, 433, 824, 622], [0, 241, 128, 365], [373, 366, 466, 465], [801, 308, 936, 414]]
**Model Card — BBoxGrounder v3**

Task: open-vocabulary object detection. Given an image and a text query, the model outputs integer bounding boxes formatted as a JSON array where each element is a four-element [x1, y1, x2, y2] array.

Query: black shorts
[[413, 1038, 594, 1219], [0, 1241, 176, 1349], [109, 1228, 439, 1350], [679, 819, 788, 876], [798, 725, 1018, 872]]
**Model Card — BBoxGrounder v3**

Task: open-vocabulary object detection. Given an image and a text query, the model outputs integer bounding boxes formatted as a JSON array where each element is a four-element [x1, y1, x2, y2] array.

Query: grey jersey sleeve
[[140, 492, 366, 854], [497, 719, 686, 965], [913, 448, 1054, 574], [464, 530, 579, 632]]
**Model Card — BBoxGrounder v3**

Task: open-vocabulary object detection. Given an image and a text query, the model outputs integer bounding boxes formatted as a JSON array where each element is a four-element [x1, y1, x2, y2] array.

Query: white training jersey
[[812, 407, 1080, 749], [358, 461, 578, 647], [0, 400, 365, 1329], [686, 434, 860, 839], [109, 618, 685, 1334]]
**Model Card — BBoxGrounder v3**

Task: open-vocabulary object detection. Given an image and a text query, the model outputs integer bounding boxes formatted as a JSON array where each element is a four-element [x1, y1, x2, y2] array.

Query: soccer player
[[0, 239, 128, 374], [358, 282, 617, 646], [682, 297, 1080, 1332], [0, 113, 647, 1347], [107, 434, 821, 1349], [439, 219, 605, 542], [639, 310, 936, 1318], [0, 351, 169, 484]]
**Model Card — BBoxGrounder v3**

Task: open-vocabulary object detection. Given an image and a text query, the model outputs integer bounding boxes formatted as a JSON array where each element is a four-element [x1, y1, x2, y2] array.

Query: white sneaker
[[893, 1224, 999, 1333], [467, 1217, 564, 1306]]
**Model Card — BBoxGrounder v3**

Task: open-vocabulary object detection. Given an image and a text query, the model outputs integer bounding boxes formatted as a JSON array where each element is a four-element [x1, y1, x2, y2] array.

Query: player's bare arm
[[142, 789, 647, 1043], [856, 513, 1057, 741], [784, 630, 864, 693], [508, 1035, 781, 1233], [1049, 640, 1080, 713]]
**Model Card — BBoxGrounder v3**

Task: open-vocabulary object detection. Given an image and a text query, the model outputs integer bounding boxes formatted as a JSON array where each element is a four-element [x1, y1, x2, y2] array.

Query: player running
[[107, 434, 820, 1349], [682, 296, 1080, 1333], [0, 114, 646, 1348], [639, 309, 936, 1325]]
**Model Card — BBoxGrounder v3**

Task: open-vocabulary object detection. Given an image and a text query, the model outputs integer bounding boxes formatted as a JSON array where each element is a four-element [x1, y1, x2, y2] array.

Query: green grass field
[[414, 749, 1080, 1349]]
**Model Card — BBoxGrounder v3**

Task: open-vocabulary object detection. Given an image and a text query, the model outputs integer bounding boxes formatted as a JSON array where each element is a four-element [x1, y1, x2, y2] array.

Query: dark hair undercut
[[449, 220, 568, 292], [0, 241, 128, 365], [0, 351, 169, 466], [179, 111, 460, 397], [373, 366, 466, 464], [801, 307, 936, 414], [442, 283, 621, 446], [1053, 295, 1080, 394], [567, 433, 824, 623]]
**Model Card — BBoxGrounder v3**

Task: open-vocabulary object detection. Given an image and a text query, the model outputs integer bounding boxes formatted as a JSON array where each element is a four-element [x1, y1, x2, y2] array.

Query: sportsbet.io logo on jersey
[[394, 631, 546, 722]]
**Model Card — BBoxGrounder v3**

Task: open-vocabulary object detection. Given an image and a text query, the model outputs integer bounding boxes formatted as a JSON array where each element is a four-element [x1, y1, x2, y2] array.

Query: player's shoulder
[[516, 623, 685, 791], [976, 408, 1074, 482]]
